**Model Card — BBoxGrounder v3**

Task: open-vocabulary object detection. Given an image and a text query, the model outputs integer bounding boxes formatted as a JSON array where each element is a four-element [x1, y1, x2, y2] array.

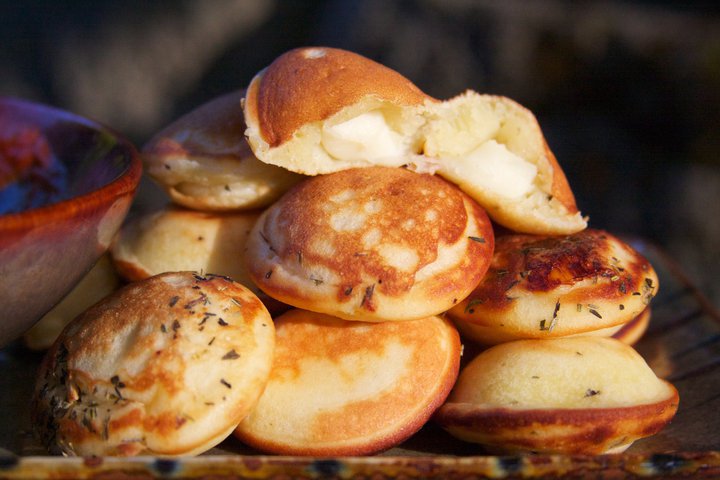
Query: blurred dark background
[[2, 0, 719, 303]]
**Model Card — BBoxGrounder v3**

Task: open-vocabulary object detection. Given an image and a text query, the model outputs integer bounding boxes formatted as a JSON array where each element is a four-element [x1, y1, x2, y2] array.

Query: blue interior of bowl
[[0, 98, 132, 215]]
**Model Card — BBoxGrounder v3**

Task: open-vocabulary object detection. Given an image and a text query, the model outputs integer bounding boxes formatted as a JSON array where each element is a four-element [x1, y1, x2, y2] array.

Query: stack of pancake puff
[[30, 46, 677, 459], [234, 47, 678, 456]]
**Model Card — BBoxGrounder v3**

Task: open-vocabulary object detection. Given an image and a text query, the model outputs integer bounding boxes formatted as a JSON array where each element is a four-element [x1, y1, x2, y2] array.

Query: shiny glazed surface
[[0, 97, 142, 346]]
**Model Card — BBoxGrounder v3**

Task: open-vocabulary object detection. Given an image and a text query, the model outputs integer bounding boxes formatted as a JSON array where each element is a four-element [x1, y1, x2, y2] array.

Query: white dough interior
[[319, 100, 539, 200]]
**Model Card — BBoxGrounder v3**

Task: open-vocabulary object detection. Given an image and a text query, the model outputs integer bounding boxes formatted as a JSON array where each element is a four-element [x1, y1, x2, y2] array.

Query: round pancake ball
[[143, 90, 301, 211], [448, 229, 658, 344], [111, 206, 261, 284], [234, 309, 461, 455], [244, 166, 494, 321], [32, 272, 275, 457], [434, 336, 678, 455], [110, 205, 288, 316]]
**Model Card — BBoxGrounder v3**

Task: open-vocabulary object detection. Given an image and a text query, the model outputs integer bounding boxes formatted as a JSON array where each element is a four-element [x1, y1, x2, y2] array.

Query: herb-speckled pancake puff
[[143, 90, 301, 211], [32, 272, 275, 457], [448, 229, 658, 345], [434, 336, 679, 455], [234, 309, 461, 455], [244, 166, 494, 322]]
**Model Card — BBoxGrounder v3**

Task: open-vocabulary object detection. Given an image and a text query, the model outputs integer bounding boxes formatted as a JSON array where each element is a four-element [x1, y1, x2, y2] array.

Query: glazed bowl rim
[[0, 95, 142, 232]]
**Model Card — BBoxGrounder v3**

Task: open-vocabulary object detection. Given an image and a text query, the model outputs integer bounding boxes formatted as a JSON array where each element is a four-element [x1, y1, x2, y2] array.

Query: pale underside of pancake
[[434, 336, 679, 455], [143, 90, 301, 211], [244, 166, 494, 322], [32, 272, 275, 457], [448, 229, 659, 344], [234, 309, 461, 455], [243, 47, 586, 234]]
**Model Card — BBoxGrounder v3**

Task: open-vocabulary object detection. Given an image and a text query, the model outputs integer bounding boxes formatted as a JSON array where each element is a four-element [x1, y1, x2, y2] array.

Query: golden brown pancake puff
[[32, 272, 275, 457], [243, 47, 585, 234], [234, 309, 461, 455], [244, 46, 433, 153], [110, 205, 288, 316], [434, 337, 679, 455], [143, 90, 301, 211], [245, 166, 494, 321], [448, 229, 658, 344]]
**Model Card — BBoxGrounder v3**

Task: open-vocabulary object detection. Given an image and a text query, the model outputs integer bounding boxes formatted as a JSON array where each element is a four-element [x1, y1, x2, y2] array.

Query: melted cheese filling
[[322, 109, 537, 200], [322, 110, 407, 163], [440, 140, 537, 199]]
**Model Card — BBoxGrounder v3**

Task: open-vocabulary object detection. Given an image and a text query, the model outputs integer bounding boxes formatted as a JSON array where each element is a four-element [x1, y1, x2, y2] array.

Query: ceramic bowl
[[0, 97, 142, 347]]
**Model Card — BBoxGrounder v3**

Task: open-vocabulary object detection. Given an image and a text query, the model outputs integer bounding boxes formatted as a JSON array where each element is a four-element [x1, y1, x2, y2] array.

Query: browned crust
[[449, 229, 658, 338], [492, 230, 649, 299], [434, 384, 679, 454], [245, 47, 434, 147], [237, 340, 460, 456], [246, 167, 494, 320], [613, 307, 651, 345], [267, 169, 482, 299], [142, 90, 251, 160], [235, 313, 462, 456], [543, 142, 578, 214]]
